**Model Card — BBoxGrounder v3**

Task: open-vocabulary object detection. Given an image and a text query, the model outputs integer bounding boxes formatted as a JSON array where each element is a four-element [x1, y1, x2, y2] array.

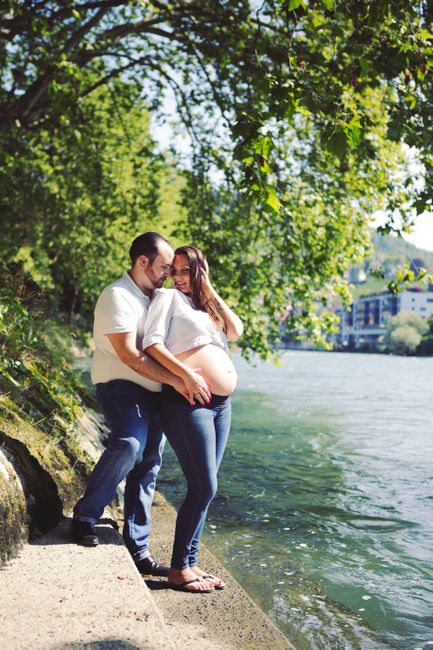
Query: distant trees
[[417, 315, 433, 356], [384, 312, 428, 355]]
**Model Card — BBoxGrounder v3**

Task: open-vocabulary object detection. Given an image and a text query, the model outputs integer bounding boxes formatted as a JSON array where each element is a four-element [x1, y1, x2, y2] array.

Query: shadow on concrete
[[58, 640, 141, 649], [144, 578, 171, 591], [30, 517, 122, 547]]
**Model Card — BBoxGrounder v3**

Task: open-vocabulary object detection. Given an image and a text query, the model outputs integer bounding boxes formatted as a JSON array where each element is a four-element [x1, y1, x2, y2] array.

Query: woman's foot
[[190, 565, 225, 590], [167, 567, 214, 593]]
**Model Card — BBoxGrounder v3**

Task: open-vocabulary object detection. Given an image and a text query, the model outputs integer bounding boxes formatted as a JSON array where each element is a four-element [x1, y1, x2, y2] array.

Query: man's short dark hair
[[129, 232, 171, 266]]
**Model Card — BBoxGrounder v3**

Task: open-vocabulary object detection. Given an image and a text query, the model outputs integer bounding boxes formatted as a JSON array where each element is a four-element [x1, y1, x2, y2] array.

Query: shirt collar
[[123, 272, 150, 303]]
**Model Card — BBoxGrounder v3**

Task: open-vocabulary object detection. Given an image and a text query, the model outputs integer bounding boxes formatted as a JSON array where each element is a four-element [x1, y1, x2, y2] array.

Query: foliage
[[386, 326, 423, 355], [349, 229, 433, 300], [1, 1, 431, 200], [1, 1, 433, 356], [0, 77, 175, 318], [0, 267, 87, 432], [417, 314, 433, 355], [383, 311, 428, 355], [177, 89, 415, 354]]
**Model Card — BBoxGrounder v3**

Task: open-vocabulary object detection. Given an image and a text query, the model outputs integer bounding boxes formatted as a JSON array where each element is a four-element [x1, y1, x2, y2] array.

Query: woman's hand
[[184, 368, 212, 405], [201, 267, 216, 302], [200, 268, 243, 341]]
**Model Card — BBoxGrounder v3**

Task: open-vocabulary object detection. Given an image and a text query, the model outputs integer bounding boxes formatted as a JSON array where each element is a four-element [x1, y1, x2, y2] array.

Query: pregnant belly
[[177, 344, 237, 396]]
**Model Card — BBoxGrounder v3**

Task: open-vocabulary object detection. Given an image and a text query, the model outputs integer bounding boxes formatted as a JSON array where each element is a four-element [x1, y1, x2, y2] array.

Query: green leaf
[[288, 0, 306, 11], [326, 130, 347, 158], [322, 0, 334, 9], [415, 198, 426, 214], [265, 189, 281, 212], [417, 30, 433, 40]]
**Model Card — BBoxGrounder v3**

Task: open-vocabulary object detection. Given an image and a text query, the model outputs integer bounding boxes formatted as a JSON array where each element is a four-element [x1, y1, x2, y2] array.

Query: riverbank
[[140, 489, 292, 649], [0, 495, 292, 649], [0, 379, 292, 649]]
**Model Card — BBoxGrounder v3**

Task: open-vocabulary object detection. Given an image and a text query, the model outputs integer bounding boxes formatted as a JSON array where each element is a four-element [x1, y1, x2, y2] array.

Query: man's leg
[[73, 381, 150, 540], [123, 408, 165, 560]]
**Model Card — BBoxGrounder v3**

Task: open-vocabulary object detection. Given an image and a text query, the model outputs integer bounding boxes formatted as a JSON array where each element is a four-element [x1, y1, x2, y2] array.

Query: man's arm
[[144, 343, 212, 405], [106, 331, 189, 399]]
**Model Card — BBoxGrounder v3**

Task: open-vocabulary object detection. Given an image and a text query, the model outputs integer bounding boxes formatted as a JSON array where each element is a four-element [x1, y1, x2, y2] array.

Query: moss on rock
[[0, 458, 28, 564], [0, 392, 93, 564]]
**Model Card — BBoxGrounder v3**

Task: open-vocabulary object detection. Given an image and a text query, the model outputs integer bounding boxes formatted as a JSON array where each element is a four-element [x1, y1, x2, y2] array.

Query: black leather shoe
[[71, 520, 99, 547], [135, 554, 169, 576]]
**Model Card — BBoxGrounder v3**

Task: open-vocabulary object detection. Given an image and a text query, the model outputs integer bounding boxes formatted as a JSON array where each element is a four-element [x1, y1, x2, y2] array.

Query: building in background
[[335, 288, 433, 350]]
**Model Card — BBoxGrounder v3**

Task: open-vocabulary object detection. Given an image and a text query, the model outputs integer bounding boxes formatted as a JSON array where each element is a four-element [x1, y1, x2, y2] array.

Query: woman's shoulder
[[151, 287, 192, 307], [151, 287, 175, 301], [150, 288, 192, 312]]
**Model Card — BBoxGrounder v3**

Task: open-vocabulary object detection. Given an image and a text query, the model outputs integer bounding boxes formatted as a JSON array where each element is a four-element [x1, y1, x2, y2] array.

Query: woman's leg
[[161, 400, 219, 571], [188, 398, 231, 568]]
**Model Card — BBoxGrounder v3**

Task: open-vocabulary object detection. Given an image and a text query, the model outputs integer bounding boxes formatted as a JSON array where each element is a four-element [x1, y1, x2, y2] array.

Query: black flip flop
[[202, 574, 225, 590], [167, 578, 214, 593]]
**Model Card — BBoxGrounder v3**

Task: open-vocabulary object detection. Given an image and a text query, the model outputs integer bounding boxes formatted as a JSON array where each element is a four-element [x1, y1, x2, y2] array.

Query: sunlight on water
[[158, 351, 433, 650]]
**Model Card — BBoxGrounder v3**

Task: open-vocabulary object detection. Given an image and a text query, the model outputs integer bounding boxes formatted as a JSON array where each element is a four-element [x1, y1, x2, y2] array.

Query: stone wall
[[0, 395, 107, 566]]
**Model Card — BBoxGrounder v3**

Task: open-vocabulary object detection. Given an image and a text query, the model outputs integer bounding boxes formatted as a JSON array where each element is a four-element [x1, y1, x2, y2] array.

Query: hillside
[[369, 230, 433, 269], [350, 229, 433, 299]]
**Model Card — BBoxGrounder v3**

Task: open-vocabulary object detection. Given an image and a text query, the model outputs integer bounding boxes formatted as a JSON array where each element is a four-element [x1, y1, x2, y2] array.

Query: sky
[[403, 212, 433, 252], [371, 210, 433, 253]]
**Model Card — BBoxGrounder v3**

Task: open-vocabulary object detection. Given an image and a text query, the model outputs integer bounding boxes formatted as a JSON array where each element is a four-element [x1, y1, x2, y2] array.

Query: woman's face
[[170, 253, 191, 293]]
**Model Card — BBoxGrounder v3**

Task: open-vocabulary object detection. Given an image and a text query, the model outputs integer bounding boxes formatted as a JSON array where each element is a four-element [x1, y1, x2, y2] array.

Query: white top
[[91, 272, 161, 392], [142, 288, 228, 355]]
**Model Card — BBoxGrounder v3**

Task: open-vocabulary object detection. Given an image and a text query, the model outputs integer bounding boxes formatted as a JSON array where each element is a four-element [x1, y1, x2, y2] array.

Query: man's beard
[[144, 266, 164, 289]]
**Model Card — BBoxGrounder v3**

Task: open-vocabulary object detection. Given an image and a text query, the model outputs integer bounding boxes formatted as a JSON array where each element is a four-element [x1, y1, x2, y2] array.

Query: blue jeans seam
[[175, 412, 205, 570]]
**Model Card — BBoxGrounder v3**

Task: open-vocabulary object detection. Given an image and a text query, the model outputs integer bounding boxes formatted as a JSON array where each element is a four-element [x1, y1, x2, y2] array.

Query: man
[[72, 232, 211, 576]]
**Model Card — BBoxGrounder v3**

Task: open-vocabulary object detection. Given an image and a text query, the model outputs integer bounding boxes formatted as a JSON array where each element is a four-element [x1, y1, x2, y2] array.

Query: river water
[[158, 351, 433, 650]]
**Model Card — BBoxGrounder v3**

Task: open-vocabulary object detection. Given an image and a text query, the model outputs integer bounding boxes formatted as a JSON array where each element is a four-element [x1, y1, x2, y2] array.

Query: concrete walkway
[[0, 494, 293, 650], [0, 520, 171, 650]]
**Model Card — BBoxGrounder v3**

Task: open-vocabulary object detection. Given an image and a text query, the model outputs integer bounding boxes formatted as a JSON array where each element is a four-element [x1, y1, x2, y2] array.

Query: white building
[[335, 288, 433, 349]]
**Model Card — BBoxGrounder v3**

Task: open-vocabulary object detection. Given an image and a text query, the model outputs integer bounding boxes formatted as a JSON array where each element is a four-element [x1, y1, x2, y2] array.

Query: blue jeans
[[161, 386, 231, 569], [73, 380, 165, 561]]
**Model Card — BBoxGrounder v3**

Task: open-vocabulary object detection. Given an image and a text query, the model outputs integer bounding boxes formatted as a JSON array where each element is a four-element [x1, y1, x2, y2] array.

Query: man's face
[[144, 242, 174, 289]]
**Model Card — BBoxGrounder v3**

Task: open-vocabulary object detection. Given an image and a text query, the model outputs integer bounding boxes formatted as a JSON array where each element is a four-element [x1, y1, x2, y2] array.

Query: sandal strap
[[177, 578, 201, 588]]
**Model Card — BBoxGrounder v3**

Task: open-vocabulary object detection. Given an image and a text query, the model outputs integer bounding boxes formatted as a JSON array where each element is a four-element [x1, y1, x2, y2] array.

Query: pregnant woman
[[142, 245, 243, 593]]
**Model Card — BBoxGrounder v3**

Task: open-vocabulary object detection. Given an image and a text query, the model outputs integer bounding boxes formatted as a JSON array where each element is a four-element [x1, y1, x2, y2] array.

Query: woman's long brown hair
[[174, 246, 226, 333]]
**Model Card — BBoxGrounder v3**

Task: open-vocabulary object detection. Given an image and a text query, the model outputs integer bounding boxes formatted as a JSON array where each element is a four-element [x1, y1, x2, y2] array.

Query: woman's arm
[[144, 343, 211, 405], [143, 289, 211, 404], [202, 271, 244, 341]]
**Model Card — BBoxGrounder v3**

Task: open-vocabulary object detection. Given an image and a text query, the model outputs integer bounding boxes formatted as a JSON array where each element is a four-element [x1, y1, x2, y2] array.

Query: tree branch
[[64, 8, 108, 51], [98, 22, 177, 43]]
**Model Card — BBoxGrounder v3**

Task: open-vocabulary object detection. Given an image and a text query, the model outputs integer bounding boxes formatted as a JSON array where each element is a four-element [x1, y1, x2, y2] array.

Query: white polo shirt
[[91, 272, 161, 392]]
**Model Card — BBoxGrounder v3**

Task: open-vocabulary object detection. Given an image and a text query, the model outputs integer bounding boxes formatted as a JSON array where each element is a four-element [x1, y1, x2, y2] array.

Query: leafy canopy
[[1, 1, 432, 355]]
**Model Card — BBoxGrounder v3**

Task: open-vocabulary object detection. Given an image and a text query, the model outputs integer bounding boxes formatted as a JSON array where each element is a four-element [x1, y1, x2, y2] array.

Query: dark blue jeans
[[161, 386, 231, 569], [73, 380, 165, 561]]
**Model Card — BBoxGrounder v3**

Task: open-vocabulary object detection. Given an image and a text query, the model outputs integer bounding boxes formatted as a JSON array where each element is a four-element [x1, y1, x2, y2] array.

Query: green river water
[[158, 350, 433, 650]]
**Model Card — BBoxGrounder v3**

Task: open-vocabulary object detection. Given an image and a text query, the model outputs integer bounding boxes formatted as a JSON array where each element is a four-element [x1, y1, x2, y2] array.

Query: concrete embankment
[[0, 499, 292, 649], [0, 520, 170, 649], [0, 401, 293, 649], [134, 490, 293, 649]]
